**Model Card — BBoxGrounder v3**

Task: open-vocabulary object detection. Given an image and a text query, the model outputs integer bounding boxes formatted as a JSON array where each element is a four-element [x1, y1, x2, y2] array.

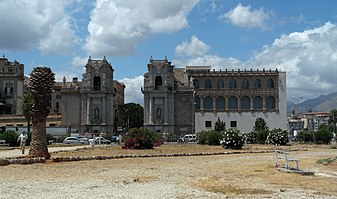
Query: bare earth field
[[1, 144, 337, 199]]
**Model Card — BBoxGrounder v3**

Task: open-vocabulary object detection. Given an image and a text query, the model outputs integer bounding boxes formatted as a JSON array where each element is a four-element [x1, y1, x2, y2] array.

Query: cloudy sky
[[1, 0, 337, 105]]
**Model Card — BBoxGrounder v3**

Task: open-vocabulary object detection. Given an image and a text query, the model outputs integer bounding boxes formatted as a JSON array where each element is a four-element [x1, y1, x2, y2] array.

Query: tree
[[253, 118, 269, 144], [214, 117, 225, 132], [28, 67, 55, 159], [114, 103, 144, 132], [126, 103, 144, 129], [329, 109, 337, 138], [253, 118, 269, 131], [20, 93, 32, 132]]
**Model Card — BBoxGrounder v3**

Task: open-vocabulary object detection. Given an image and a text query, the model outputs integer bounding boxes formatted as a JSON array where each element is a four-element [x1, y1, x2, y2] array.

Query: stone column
[[164, 97, 168, 124], [149, 97, 153, 124]]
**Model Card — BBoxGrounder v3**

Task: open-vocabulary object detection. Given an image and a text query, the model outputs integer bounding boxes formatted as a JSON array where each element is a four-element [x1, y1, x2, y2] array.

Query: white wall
[[195, 72, 287, 133]]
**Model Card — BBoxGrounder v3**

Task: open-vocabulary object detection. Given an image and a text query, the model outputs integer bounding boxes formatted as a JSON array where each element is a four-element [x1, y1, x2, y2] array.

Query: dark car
[[111, 135, 120, 142]]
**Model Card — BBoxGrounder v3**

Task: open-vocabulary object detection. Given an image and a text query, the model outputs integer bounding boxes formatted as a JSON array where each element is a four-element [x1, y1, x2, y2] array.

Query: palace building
[[143, 57, 287, 135]]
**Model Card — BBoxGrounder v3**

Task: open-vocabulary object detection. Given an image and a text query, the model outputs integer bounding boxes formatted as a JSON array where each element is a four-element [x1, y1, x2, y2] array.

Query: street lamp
[[294, 96, 304, 116]]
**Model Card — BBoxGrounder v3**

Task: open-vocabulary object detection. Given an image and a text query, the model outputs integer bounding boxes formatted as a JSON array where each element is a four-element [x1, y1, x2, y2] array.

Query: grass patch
[[195, 176, 273, 195], [316, 156, 337, 165]]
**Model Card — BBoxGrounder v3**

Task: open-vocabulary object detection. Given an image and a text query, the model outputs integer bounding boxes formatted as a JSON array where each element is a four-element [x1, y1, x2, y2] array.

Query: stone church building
[[143, 57, 287, 136], [0, 56, 125, 137]]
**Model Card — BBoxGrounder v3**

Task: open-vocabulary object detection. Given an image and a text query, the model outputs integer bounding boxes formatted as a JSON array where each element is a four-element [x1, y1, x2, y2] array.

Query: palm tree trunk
[[28, 116, 50, 159]]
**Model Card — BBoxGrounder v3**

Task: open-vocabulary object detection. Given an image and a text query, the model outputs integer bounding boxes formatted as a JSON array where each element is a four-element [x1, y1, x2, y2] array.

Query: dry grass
[[2, 143, 337, 198]]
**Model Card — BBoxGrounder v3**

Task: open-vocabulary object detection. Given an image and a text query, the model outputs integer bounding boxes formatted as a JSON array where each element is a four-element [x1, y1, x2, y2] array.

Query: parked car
[[63, 137, 83, 144], [78, 137, 89, 144], [180, 134, 196, 142], [111, 135, 120, 142], [89, 137, 111, 144]]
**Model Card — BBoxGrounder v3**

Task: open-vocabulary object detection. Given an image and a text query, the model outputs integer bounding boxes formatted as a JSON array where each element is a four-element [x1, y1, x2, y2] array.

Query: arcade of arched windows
[[193, 77, 276, 90], [194, 95, 278, 112]]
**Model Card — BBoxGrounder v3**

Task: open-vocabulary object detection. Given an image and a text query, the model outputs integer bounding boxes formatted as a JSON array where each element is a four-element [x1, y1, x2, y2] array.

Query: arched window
[[267, 78, 274, 88], [242, 79, 249, 89], [194, 96, 201, 110], [266, 96, 275, 110], [229, 96, 238, 110], [205, 79, 212, 89], [217, 79, 224, 89], [204, 96, 213, 110], [193, 79, 200, 89], [254, 79, 261, 88], [253, 96, 263, 110], [241, 96, 250, 111], [155, 76, 162, 90], [94, 108, 100, 119], [229, 79, 236, 89], [216, 96, 225, 110], [156, 108, 161, 119], [93, 76, 101, 90]]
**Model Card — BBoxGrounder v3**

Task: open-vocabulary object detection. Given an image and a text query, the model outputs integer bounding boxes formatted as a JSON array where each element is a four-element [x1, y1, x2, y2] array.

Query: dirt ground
[[1, 144, 337, 199]]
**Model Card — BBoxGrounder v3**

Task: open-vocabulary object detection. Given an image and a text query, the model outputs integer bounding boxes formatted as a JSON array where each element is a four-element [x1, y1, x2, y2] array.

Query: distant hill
[[287, 92, 337, 116]]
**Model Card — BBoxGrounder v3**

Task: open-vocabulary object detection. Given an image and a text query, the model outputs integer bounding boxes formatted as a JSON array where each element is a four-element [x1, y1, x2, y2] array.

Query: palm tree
[[28, 67, 55, 159], [20, 93, 32, 132]]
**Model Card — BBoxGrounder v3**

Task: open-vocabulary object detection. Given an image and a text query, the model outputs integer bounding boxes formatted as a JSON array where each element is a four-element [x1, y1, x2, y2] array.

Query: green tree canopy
[[253, 118, 269, 131]]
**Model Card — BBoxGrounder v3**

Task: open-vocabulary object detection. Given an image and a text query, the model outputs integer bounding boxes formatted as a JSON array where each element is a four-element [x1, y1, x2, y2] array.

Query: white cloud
[[173, 55, 243, 70], [0, 0, 78, 55], [172, 22, 337, 101], [118, 76, 144, 105], [85, 0, 197, 57], [248, 22, 337, 99], [175, 35, 210, 57], [219, 3, 272, 30]]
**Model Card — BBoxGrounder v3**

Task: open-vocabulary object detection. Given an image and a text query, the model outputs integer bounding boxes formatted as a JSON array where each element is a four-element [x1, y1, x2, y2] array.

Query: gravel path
[[1, 147, 337, 198], [0, 145, 88, 159]]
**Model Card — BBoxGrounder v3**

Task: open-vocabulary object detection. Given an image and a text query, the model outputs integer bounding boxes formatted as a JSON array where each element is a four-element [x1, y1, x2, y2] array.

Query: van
[[180, 134, 196, 142]]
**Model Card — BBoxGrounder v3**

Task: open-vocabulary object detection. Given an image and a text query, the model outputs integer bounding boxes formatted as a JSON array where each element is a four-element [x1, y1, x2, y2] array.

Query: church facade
[[143, 57, 287, 135], [60, 56, 122, 136]]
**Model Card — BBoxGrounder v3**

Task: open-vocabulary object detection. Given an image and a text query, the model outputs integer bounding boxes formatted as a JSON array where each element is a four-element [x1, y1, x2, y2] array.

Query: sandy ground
[[0, 146, 337, 199]]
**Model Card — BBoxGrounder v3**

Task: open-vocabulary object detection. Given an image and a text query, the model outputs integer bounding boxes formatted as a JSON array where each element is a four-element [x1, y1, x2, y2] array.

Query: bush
[[267, 128, 288, 145], [220, 129, 245, 149], [0, 130, 19, 147], [196, 131, 207, 144], [123, 128, 162, 149], [205, 130, 224, 146], [245, 131, 258, 144], [296, 130, 314, 143], [256, 129, 269, 144], [314, 129, 333, 144]]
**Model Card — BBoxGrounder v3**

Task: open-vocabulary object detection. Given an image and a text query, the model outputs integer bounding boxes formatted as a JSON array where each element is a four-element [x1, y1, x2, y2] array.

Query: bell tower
[[143, 56, 175, 133]]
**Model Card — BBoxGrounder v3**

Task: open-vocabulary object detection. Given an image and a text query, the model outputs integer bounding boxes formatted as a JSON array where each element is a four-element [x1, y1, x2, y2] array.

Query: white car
[[89, 137, 111, 144], [63, 137, 83, 144]]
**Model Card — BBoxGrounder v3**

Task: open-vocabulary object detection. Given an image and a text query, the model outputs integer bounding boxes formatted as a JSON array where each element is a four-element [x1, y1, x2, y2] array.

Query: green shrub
[[245, 131, 258, 144], [205, 130, 224, 146], [267, 128, 288, 145], [196, 131, 207, 144], [314, 129, 333, 144], [123, 128, 162, 149], [256, 129, 269, 144], [0, 130, 19, 147], [296, 130, 314, 143], [220, 129, 245, 149]]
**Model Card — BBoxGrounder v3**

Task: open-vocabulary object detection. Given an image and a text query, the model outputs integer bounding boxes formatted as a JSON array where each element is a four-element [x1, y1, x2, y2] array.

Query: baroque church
[[143, 57, 287, 136], [0, 56, 125, 137]]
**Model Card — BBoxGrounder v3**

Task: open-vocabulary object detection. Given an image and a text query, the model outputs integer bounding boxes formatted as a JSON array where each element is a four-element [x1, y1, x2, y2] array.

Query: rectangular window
[[230, 121, 237, 128], [205, 121, 212, 128], [56, 95, 61, 99]]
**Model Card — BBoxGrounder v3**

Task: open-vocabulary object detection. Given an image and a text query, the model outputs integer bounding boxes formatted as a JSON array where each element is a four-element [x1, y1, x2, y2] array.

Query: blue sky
[[1, 0, 337, 105]]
